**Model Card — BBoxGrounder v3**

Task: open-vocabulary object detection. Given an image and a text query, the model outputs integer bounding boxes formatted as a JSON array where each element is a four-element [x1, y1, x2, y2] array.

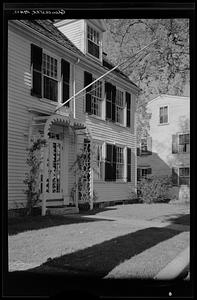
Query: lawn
[[8, 203, 189, 278]]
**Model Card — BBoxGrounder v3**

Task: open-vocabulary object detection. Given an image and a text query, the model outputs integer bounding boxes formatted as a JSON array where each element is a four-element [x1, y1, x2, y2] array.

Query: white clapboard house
[[8, 19, 139, 215]]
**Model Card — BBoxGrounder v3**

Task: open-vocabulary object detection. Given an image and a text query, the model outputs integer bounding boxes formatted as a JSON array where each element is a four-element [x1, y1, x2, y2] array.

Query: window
[[137, 167, 152, 181], [179, 167, 190, 185], [116, 89, 124, 124], [172, 167, 190, 186], [91, 77, 103, 117], [172, 133, 190, 153], [159, 106, 168, 124], [116, 147, 124, 180], [84, 71, 103, 116], [93, 143, 104, 180], [178, 133, 190, 153], [105, 144, 125, 181], [43, 53, 58, 101], [138, 137, 152, 156], [105, 82, 116, 121], [31, 44, 70, 105], [87, 25, 100, 59]]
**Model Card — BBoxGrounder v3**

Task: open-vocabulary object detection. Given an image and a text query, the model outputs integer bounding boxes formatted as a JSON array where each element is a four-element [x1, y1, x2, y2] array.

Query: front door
[[46, 139, 63, 199]]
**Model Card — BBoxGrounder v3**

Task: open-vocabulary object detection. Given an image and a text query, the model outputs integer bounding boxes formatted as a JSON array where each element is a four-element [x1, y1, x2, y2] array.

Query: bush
[[137, 175, 172, 204]]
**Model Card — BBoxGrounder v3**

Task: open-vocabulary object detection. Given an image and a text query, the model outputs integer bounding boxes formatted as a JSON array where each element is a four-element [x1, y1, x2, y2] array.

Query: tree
[[103, 19, 189, 142]]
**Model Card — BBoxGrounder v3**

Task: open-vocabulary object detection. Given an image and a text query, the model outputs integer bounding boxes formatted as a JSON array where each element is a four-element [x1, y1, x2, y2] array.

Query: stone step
[[47, 206, 79, 215]]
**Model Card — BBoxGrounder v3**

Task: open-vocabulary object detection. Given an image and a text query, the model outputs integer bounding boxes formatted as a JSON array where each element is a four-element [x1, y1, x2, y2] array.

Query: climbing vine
[[24, 138, 46, 215]]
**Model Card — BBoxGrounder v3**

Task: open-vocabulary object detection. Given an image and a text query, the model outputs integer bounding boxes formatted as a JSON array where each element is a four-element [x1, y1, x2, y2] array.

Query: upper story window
[[87, 25, 100, 59], [178, 133, 190, 153], [116, 89, 124, 124], [172, 132, 190, 154], [159, 105, 168, 124], [42, 53, 58, 102], [137, 137, 152, 156], [84, 71, 103, 117], [31, 44, 70, 106]]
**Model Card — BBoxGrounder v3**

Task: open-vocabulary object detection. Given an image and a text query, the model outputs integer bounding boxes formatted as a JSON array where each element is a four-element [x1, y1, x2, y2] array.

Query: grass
[[17, 227, 189, 279], [8, 203, 190, 278], [8, 214, 110, 236]]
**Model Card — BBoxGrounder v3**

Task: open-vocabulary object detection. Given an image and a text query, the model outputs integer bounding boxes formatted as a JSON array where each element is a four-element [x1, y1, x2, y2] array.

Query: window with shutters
[[105, 144, 126, 182], [137, 167, 152, 180], [84, 72, 103, 116], [159, 106, 168, 124], [31, 44, 70, 105], [87, 25, 101, 60]]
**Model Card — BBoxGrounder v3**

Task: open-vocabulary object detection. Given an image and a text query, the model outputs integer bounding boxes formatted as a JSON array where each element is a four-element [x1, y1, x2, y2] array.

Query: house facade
[[8, 19, 139, 215], [137, 94, 190, 199]]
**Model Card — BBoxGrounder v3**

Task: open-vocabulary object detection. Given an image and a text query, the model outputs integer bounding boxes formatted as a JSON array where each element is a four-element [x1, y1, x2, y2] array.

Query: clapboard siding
[[94, 183, 133, 202], [86, 116, 136, 148], [54, 20, 85, 53], [8, 28, 32, 209]]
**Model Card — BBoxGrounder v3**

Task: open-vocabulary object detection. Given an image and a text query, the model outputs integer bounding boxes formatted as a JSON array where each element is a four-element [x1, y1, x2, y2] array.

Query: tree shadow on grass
[[24, 226, 182, 278], [149, 213, 190, 227], [8, 214, 114, 236]]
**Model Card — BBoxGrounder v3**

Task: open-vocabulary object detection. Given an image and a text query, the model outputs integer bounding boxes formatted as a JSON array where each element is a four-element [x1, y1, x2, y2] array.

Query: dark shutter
[[84, 71, 93, 113], [61, 59, 70, 107], [112, 145, 116, 181], [137, 168, 141, 181], [172, 167, 178, 185], [105, 82, 112, 120], [111, 85, 116, 122], [105, 144, 113, 181], [126, 92, 131, 127], [137, 147, 141, 156], [31, 44, 42, 97], [172, 134, 178, 153], [147, 136, 152, 154], [127, 148, 131, 182]]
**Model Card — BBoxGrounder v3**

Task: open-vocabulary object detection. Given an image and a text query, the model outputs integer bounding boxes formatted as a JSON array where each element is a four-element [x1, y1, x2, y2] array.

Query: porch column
[[89, 140, 94, 210]]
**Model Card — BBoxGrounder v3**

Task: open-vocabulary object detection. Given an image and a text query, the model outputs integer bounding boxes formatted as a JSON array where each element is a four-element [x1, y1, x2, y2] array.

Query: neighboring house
[[8, 19, 139, 215], [137, 94, 190, 199]]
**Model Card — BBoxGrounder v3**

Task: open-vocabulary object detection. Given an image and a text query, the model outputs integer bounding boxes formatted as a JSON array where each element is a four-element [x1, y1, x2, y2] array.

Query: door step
[[47, 206, 79, 215]]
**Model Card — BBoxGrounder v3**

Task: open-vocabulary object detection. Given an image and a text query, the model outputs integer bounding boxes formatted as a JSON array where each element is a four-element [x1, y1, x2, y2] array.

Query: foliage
[[24, 138, 46, 215], [137, 175, 172, 204], [69, 145, 98, 207], [104, 19, 189, 142]]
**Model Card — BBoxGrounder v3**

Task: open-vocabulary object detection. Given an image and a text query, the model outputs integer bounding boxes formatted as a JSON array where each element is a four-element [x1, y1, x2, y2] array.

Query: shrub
[[137, 175, 172, 204]]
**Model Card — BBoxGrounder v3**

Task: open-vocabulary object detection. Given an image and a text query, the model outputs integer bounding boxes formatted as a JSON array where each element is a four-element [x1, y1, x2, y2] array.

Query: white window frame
[[137, 167, 152, 180], [90, 76, 103, 117], [159, 105, 169, 125], [86, 23, 101, 60], [178, 132, 190, 153], [115, 88, 125, 125], [42, 49, 61, 103], [116, 145, 125, 181], [179, 167, 190, 186]]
